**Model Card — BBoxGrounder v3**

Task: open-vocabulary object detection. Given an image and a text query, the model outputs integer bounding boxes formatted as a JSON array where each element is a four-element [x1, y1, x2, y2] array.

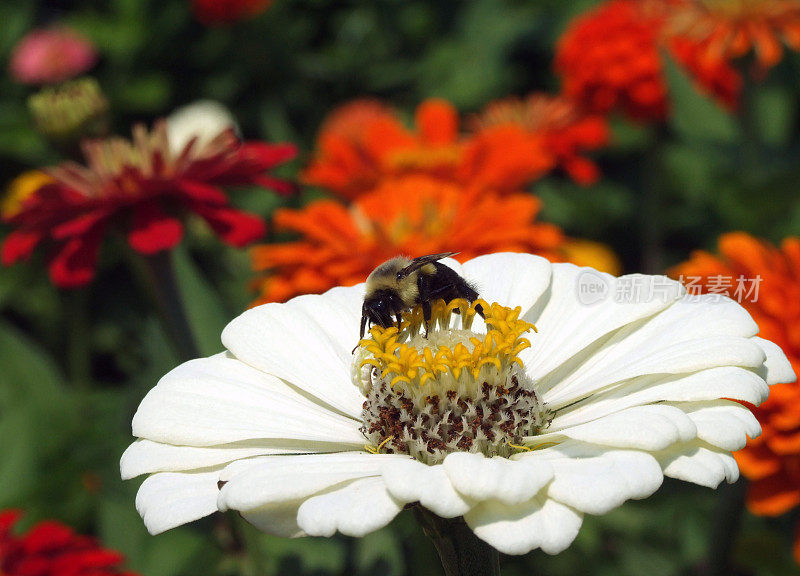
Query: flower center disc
[[354, 298, 547, 464]]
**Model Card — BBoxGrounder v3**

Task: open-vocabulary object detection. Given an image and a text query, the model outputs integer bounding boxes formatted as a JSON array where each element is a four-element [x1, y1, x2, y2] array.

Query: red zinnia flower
[[192, 0, 273, 25], [555, 0, 741, 121], [0, 509, 138, 576], [1, 121, 296, 288], [9, 27, 98, 85], [469, 94, 610, 185]]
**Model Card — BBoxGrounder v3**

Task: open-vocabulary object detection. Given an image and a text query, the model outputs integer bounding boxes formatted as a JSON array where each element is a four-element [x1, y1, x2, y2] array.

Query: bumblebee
[[359, 252, 483, 339]]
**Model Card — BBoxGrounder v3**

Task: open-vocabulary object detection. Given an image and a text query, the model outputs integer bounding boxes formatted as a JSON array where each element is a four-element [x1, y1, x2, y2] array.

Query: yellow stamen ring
[[358, 299, 536, 389]]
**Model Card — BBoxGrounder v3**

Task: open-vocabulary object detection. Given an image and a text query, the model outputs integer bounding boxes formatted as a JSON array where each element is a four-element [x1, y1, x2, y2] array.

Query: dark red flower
[[1, 121, 296, 288], [0, 509, 138, 576], [192, 0, 272, 25]]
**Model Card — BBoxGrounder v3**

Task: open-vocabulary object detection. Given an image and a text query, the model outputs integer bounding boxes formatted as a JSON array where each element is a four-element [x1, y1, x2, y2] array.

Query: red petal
[[0, 509, 22, 536], [243, 142, 298, 166], [176, 180, 228, 205], [252, 174, 297, 196], [193, 205, 265, 246], [1, 230, 43, 265], [52, 210, 109, 240], [128, 203, 183, 254], [48, 228, 104, 288]]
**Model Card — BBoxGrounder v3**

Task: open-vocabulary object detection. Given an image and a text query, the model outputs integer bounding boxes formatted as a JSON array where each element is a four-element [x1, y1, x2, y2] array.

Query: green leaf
[[751, 85, 796, 146], [0, 321, 67, 405], [172, 247, 230, 357], [0, 407, 38, 507], [662, 51, 741, 143], [355, 528, 405, 574]]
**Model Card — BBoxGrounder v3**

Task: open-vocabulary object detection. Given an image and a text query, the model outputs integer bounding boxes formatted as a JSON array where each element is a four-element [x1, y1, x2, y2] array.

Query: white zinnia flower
[[165, 100, 239, 156], [121, 253, 794, 555]]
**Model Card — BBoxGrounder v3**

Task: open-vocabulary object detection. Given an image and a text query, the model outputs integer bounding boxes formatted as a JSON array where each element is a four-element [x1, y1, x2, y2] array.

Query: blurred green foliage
[[1, 0, 800, 575]]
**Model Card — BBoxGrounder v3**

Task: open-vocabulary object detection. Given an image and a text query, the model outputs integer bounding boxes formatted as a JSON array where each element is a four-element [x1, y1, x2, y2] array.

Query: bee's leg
[[422, 300, 432, 337], [474, 301, 485, 319], [395, 313, 403, 330]]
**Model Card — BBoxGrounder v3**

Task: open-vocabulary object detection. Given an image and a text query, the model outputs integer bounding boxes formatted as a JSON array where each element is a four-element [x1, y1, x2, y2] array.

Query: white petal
[[539, 295, 762, 407], [655, 441, 739, 487], [135, 469, 220, 535], [132, 356, 364, 447], [544, 450, 662, 515], [121, 438, 342, 480], [548, 367, 769, 432], [166, 100, 238, 155], [465, 495, 583, 555], [674, 400, 761, 451], [543, 336, 765, 408], [523, 266, 684, 386], [461, 253, 552, 315], [531, 404, 697, 451], [218, 452, 403, 511], [381, 458, 471, 518], [221, 287, 366, 417], [442, 452, 554, 505], [297, 477, 403, 537], [752, 336, 796, 386]]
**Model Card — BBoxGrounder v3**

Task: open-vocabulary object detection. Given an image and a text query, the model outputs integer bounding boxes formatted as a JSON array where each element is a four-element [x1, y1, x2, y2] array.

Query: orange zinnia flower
[[666, 0, 800, 72], [672, 232, 800, 560], [250, 175, 566, 304], [469, 94, 610, 185], [302, 98, 559, 199], [302, 99, 465, 200], [555, 0, 741, 121]]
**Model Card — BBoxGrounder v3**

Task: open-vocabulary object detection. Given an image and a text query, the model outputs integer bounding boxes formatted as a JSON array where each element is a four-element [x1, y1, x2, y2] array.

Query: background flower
[[555, 0, 741, 120], [302, 99, 466, 199], [1, 122, 296, 287], [0, 510, 138, 576], [666, 0, 800, 72], [469, 94, 609, 185], [250, 176, 565, 303], [8, 27, 98, 85]]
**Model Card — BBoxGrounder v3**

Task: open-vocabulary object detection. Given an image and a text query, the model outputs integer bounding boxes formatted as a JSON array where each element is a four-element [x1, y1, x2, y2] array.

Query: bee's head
[[362, 294, 394, 330]]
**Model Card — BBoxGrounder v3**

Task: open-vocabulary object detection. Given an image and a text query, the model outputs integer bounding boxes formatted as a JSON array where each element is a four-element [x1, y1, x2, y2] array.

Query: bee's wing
[[396, 252, 459, 279]]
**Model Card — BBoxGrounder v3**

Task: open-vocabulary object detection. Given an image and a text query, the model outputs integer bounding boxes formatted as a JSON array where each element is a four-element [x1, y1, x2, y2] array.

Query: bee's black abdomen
[[418, 262, 480, 307]]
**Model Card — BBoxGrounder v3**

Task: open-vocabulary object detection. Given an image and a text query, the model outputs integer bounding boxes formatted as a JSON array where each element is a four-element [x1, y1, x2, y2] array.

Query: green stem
[[137, 250, 201, 362], [707, 478, 747, 576], [414, 507, 500, 576]]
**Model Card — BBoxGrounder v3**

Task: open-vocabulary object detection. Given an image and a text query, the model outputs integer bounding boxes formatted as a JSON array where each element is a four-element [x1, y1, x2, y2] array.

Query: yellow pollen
[[358, 298, 536, 389]]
